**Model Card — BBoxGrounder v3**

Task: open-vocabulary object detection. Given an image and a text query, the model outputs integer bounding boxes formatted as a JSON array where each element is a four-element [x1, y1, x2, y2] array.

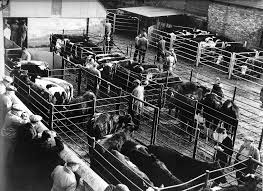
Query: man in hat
[[211, 77, 224, 101], [18, 20, 27, 48], [10, 20, 19, 45], [4, 23, 11, 40], [235, 136, 260, 184], [21, 47, 31, 61], [156, 36, 166, 62], [1, 104, 28, 166], [0, 85, 16, 127], [133, 34, 142, 61], [163, 49, 177, 73], [213, 126, 233, 167], [0, 75, 14, 92], [29, 114, 42, 132], [51, 161, 80, 191], [131, 79, 149, 130], [138, 32, 149, 64]]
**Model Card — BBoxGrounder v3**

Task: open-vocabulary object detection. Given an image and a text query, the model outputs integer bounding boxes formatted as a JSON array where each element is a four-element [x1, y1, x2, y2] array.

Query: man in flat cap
[[29, 114, 42, 132], [0, 75, 14, 94], [235, 135, 260, 184], [51, 161, 80, 191], [0, 85, 17, 127], [1, 104, 28, 165]]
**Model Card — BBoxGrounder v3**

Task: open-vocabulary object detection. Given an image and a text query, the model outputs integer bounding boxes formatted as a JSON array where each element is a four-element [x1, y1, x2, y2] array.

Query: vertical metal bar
[[196, 42, 201, 67], [258, 128, 263, 150], [49, 34, 52, 52], [193, 128, 200, 159], [232, 86, 237, 102], [190, 68, 193, 82], [130, 43, 132, 57], [49, 103, 54, 130], [126, 46, 128, 56], [136, 17, 139, 36], [77, 68, 82, 96], [52, 51, 55, 69], [61, 57, 65, 80], [158, 85, 164, 109], [92, 96, 96, 116], [165, 71, 169, 88], [113, 13, 116, 33], [62, 29, 64, 34], [203, 170, 210, 189], [116, 88, 122, 115], [229, 53, 236, 79], [151, 107, 160, 145]]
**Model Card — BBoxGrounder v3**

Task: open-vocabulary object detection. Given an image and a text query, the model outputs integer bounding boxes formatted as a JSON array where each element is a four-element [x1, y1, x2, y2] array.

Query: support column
[[0, 10, 5, 80]]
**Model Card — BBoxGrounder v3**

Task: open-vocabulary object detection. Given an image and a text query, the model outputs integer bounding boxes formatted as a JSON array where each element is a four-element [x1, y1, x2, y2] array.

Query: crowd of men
[[4, 19, 28, 48]]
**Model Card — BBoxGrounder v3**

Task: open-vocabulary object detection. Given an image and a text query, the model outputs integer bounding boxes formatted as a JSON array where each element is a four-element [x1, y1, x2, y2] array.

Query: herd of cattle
[[152, 27, 263, 78], [6, 32, 262, 191]]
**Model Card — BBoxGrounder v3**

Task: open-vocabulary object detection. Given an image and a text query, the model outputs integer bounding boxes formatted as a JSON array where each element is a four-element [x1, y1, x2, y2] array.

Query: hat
[[244, 136, 254, 142], [6, 85, 17, 92], [133, 79, 140, 84], [29, 114, 42, 123], [3, 76, 13, 83], [11, 104, 23, 111]]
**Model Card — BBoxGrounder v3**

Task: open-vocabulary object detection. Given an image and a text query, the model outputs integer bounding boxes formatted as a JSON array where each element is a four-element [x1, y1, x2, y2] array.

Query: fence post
[[228, 53, 236, 79], [165, 71, 169, 88], [196, 43, 201, 67], [126, 46, 129, 56], [130, 43, 132, 58], [80, 48, 83, 59], [232, 86, 237, 102], [49, 34, 52, 52], [116, 88, 122, 115], [258, 128, 263, 150], [113, 13, 116, 33], [203, 170, 210, 189], [62, 29, 64, 34], [158, 85, 164, 109], [92, 96, 97, 116], [190, 68, 193, 82], [77, 68, 82, 96], [151, 107, 160, 145], [136, 18, 139, 36], [193, 128, 200, 159], [49, 103, 54, 130], [61, 57, 65, 80], [52, 51, 55, 69]]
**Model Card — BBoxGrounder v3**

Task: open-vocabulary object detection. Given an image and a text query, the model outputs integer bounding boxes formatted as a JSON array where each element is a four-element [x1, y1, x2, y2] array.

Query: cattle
[[96, 124, 135, 153], [122, 143, 186, 189], [147, 145, 227, 187], [166, 82, 210, 135], [219, 99, 239, 137], [203, 174, 262, 191], [86, 113, 134, 141], [64, 90, 96, 126], [34, 78, 68, 105], [199, 93, 222, 131], [111, 149, 154, 188], [41, 77, 74, 102]]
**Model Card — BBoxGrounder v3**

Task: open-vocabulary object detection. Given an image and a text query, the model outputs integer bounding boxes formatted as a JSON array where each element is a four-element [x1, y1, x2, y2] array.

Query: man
[[10, 20, 19, 45], [51, 161, 80, 191], [133, 34, 141, 61], [235, 136, 260, 185], [4, 23, 11, 40], [105, 18, 112, 37], [211, 77, 224, 101], [0, 85, 16, 128], [18, 20, 27, 48], [21, 47, 31, 61], [0, 75, 14, 94], [163, 49, 177, 73], [131, 79, 149, 130], [156, 36, 166, 62], [138, 33, 148, 64]]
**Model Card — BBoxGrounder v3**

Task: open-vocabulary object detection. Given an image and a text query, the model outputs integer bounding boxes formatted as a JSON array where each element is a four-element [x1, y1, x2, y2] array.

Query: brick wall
[[208, 2, 263, 48]]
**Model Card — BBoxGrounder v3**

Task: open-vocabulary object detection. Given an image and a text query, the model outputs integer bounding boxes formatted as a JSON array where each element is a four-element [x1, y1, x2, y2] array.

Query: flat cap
[[11, 104, 23, 111], [29, 114, 42, 123], [3, 76, 13, 83], [133, 79, 141, 84], [6, 85, 17, 92]]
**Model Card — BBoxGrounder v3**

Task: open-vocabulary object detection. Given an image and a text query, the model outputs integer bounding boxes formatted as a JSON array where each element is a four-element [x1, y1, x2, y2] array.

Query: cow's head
[[210, 161, 227, 184]]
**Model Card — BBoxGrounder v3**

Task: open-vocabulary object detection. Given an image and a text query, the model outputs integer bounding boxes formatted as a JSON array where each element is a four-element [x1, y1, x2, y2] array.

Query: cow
[[111, 149, 154, 189], [122, 143, 186, 189], [96, 124, 136, 153], [219, 99, 239, 138], [147, 145, 227, 188], [166, 82, 210, 135], [203, 174, 262, 191], [41, 77, 74, 102], [64, 90, 96, 126], [34, 78, 68, 105], [199, 93, 222, 131], [86, 113, 134, 141]]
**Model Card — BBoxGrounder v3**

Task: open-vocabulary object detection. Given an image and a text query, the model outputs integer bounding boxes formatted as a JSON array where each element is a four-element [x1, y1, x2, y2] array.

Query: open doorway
[[3, 17, 28, 48]]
